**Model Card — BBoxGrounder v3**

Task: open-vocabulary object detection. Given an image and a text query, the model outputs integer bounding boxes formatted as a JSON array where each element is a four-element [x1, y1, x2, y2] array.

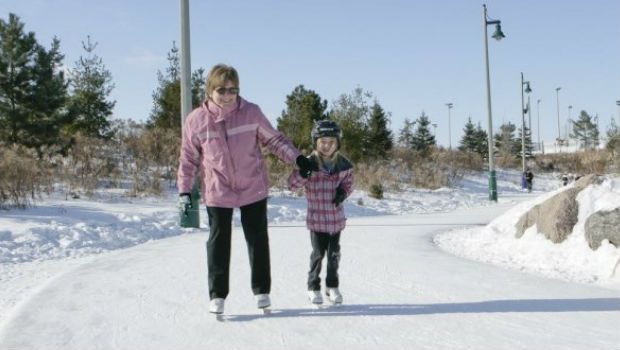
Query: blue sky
[[2, 0, 619, 147]]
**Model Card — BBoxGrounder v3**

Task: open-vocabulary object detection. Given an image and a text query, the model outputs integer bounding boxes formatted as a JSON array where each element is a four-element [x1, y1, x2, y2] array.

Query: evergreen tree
[[515, 125, 534, 159], [410, 111, 436, 155], [330, 87, 372, 162], [494, 122, 517, 157], [276, 85, 327, 152], [0, 13, 39, 145], [66, 36, 115, 139], [474, 122, 489, 159], [365, 101, 393, 159], [397, 118, 415, 148], [458, 117, 477, 152], [606, 117, 620, 157], [26, 38, 70, 150], [570, 110, 600, 150], [0, 13, 69, 151], [148, 42, 204, 132]]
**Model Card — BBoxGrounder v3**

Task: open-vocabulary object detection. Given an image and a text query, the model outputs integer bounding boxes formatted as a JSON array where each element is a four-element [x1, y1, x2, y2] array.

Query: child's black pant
[[205, 198, 271, 299], [307, 231, 341, 291]]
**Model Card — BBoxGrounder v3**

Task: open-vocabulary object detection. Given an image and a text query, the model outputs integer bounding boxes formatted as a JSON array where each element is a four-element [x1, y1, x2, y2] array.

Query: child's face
[[316, 137, 338, 158]]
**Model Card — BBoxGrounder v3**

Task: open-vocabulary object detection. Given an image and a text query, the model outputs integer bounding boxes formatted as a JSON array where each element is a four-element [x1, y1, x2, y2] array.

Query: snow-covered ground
[[0, 170, 618, 349]]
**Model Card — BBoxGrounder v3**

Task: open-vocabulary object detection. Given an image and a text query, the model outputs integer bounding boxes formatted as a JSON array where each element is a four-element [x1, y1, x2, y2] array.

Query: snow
[[0, 170, 618, 349]]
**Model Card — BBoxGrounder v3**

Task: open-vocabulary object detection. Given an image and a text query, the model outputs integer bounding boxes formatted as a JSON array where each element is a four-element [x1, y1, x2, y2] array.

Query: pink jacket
[[178, 97, 300, 208], [288, 154, 354, 233]]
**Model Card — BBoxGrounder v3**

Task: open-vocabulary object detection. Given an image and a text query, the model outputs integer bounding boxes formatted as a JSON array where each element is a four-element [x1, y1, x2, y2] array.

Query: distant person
[[288, 120, 354, 306], [177, 64, 317, 316], [525, 169, 534, 192]]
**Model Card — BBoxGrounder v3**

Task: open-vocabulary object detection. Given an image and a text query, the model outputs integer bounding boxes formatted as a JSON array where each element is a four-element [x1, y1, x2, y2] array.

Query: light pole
[[432, 123, 437, 137], [483, 4, 505, 202], [520, 73, 532, 189], [537, 99, 542, 154], [568, 105, 573, 141], [616, 100, 620, 127], [179, 0, 200, 228], [555, 87, 562, 151], [446, 103, 453, 150]]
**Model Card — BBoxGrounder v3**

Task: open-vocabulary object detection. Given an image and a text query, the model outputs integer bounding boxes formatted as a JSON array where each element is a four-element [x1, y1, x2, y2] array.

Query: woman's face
[[316, 137, 338, 158], [211, 80, 239, 108]]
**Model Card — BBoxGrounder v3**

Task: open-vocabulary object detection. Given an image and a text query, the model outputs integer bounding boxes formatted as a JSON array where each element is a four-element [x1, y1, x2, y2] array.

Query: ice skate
[[256, 294, 271, 314], [307, 290, 323, 307], [209, 298, 225, 321], [326, 288, 342, 305]]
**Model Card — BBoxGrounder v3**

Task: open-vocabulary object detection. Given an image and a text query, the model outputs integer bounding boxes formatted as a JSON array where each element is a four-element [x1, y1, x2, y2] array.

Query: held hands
[[333, 185, 346, 207], [296, 155, 318, 179], [179, 193, 192, 215]]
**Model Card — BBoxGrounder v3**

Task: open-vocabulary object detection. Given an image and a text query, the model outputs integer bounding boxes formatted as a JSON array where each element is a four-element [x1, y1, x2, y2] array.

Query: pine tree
[[365, 101, 393, 159], [276, 85, 327, 152], [474, 122, 489, 159], [458, 117, 477, 153], [570, 110, 600, 150], [67, 36, 116, 139], [410, 111, 436, 156], [398, 118, 415, 148], [0, 13, 39, 145], [27, 37, 70, 150], [148, 42, 204, 132], [515, 125, 534, 159], [330, 87, 372, 162], [494, 122, 517, 157]]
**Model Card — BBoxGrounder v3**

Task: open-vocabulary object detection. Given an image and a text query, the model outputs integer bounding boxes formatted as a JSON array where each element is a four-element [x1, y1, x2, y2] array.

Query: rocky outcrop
[[584, 208, 620, 249], [515, 174, 604, 243]]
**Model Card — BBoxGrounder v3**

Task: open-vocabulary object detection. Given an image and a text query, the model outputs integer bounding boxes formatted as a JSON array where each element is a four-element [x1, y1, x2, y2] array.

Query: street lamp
[[616, 100, 620, 126], [483, 4, 504, 202], [537, 99, 542, 154], [555, 87, 562, 151], [179, 0, 200, 228], [520, 73, 532, 189], [432, 123, 438, 137], [568, 105, 573, 141], [446, 103, 453, 150]]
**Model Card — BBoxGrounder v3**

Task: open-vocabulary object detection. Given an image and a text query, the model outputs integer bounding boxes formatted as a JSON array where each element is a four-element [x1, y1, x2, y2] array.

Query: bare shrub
[[62, 134, 119, 196], [0, 145, 47, 208]]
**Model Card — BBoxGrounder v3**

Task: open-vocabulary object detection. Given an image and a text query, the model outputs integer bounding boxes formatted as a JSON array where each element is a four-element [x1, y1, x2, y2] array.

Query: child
[[288, 120, 354, 305]]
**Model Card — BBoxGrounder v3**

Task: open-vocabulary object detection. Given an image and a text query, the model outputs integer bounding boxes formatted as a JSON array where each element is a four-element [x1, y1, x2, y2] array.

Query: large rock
[[515, 174, 604, 243], [584, 208, 620, 249]]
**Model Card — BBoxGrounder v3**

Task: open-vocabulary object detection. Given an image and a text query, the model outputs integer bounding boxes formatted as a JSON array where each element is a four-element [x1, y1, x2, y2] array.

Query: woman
[[177, 64, 315, 315]]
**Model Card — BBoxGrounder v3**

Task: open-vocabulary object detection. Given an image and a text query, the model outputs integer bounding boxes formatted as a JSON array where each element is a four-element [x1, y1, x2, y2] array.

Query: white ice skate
[[307, 290, 323, 306], [209, 298, 225, 321], [256, 294, 271, 314], [326, 288, 343, 305]]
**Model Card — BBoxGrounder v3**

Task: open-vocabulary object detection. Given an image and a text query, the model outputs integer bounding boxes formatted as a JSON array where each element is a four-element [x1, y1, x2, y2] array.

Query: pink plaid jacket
[[288, 154, 354, 233]]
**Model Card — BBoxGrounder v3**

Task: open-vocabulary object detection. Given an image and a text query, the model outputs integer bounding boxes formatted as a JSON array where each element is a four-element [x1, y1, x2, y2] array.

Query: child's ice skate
[[307, 290, 323, 308]]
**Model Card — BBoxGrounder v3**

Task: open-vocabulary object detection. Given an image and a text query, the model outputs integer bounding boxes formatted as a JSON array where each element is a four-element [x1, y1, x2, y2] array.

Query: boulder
[[584, 208, 620, 249], [515, 174, 604, 243]]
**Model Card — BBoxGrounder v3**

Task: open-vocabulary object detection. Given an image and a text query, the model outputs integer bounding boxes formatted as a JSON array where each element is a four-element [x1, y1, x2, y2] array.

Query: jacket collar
[[203, 97, 247, 123]]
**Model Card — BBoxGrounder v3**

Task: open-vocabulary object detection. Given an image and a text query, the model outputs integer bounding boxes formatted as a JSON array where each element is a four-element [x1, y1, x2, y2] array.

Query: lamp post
[[537, 99, 542, 154], [446, 103, 453, 150], [616, 100, 620, 126], [520, 73, 531, 189], [555, 87, 562, 151], [568, 105, 573, 141], [179, 0, 200, 228], [483, 4, 505, 202], [432, 123, 437, 137]]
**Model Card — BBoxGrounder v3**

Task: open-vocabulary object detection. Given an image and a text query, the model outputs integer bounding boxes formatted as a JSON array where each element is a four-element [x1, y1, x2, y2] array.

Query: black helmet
[[311, 120, 342, 149]]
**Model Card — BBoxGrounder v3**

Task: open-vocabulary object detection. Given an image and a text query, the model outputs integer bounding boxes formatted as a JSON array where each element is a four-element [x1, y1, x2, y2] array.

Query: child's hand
[[296, 155, 318, 179], [332, 185, 346, 207]]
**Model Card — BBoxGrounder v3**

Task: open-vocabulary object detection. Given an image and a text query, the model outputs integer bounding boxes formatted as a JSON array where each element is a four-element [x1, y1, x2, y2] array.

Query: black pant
[[205, 198, 270, 299], [307, 231, 341, 291]]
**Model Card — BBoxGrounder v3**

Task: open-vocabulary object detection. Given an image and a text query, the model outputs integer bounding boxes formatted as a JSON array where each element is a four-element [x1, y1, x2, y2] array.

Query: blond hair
[[205, 64, 240, 97]]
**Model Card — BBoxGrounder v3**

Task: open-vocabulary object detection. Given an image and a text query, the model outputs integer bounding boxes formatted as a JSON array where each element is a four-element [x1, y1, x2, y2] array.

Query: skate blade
[[214, 314, 225, 322], [261, 308, 272, 315]]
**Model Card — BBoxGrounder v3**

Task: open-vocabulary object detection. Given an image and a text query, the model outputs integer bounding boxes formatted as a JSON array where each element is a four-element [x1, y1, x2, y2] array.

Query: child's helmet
[[311, 120, 342, 149]]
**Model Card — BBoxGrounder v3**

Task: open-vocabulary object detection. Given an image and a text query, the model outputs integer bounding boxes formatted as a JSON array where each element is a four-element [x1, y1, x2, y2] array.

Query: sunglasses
[[214, 87, 240, 95]]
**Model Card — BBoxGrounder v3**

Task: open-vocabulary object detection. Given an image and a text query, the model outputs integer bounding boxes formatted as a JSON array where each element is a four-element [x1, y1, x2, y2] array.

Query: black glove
[[179, 192, 192, 215], [296, 155, 318, 179], [332, 185, 347, 207]]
